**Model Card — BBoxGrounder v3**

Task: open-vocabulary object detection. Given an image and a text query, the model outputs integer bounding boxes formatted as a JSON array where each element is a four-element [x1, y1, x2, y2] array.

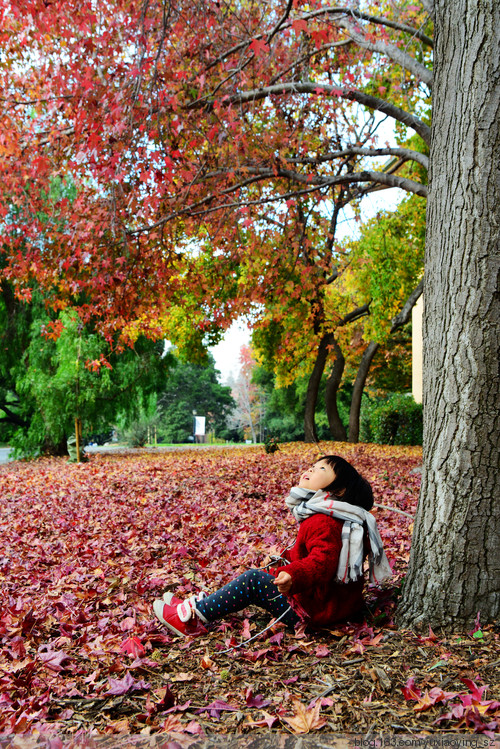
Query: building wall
[[412, 294, 423, 404]]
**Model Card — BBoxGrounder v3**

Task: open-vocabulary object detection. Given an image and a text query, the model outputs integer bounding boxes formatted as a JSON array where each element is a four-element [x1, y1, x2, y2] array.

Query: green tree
[[0, 280, 33, 443], [157, 353, 235, 443], [3, 299, 170, 456]]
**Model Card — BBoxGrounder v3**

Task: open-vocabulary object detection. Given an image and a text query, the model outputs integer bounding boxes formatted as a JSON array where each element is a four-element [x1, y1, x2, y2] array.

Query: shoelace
[[177, 591, 207, 623], [180, 551, 296, 649]]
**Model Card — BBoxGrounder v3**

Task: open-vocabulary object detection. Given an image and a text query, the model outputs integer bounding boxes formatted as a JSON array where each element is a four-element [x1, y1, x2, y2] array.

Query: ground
[[0, 443, 498, 741]]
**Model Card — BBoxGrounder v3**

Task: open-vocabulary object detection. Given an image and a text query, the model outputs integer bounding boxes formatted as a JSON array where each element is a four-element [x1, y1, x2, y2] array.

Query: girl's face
[[298, 459, 336, 492]]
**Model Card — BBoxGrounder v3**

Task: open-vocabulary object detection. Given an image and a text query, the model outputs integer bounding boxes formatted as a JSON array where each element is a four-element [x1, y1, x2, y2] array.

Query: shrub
[[360, 393, 422, 445], [264, 435, 280, 454]]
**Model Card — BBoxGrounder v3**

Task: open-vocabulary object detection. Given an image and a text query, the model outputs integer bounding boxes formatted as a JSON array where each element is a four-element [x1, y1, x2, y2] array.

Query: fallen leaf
[[282, 698, 327, 734], [105, 671, 151, 695]]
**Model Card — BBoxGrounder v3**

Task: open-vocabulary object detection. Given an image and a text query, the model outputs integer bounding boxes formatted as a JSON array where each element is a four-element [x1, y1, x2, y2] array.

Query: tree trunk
[[398, 0, 500, 629], [325, 337, 347, 441], [348, 341, 379, 443], [304, 333, 332, 443]]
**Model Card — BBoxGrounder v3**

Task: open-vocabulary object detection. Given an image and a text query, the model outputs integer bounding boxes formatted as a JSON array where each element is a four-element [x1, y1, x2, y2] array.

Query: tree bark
[[348, 341, 380, 443], [398, 0, 500, 629], [325, 337, 347, 441], [303, 333, 332, 443]]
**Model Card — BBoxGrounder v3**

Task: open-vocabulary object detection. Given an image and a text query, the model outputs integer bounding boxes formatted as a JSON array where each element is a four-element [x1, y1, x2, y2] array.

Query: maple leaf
[[37, 645, 71, 672], [461, 677, 489, 701], [416, 625, 440, 644], [120, 636, 145, 658], [413, 687, 456, 712], [315, 644, 330, 657], [402, 677, 421, 701], [161, 714, 184, 732], [249, 39, 269, 56], [245, 687, 271, 709], [282, 698, 327, 734], [196, 700, 239, 720], [105, 671, 151, 695], [244, 710, 278, 729]]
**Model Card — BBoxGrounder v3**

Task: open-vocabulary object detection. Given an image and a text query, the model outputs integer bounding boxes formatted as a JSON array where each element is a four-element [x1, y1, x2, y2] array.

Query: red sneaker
[[153, 594, 208, 637], [162, 590, 206, 605], [162, 591, 181, 605]]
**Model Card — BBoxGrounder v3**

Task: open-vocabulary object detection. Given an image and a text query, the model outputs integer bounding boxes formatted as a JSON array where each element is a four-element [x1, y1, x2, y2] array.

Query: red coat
[[273, 513, 365, 628]]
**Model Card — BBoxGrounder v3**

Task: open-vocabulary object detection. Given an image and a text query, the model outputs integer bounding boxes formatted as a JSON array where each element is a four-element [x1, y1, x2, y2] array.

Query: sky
[[209, 185, 403, 383]]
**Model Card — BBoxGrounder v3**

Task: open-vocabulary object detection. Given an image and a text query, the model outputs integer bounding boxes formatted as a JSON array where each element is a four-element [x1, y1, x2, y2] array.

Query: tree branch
[[0, 403, 29, 428], [267, 0, 294, 44], [237, 165, 428, 197], [128, 163, 427, 236], [420, 0, 435, 21], [303, 6, 434, 49], [287, 146, 429, 170], [390, 277, 424, 332], [204, 4, 433, 74], [334, 16, 433, 87], [340, 304, 370, 325], [191, 82, 431, 145]]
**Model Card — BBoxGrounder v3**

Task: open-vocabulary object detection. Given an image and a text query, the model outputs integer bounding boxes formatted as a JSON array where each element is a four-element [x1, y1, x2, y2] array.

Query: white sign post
[[194, 416, 206, 444]]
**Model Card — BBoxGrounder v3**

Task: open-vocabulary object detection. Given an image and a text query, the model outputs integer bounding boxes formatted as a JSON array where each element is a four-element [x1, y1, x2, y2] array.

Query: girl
[[152, 455, 392, 637]]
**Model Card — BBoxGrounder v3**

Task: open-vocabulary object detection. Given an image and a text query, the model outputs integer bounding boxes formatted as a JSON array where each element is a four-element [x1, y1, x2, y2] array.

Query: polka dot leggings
[[195, 569, 300, 630]]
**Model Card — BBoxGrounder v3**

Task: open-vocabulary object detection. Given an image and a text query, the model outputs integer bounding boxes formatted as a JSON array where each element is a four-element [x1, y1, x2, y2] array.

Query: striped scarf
[[286, 487, 393, 584]]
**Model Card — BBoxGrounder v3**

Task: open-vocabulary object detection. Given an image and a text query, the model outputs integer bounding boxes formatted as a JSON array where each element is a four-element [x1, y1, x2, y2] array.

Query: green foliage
[[157, 353, 235, 443], [5, 302, 170, 457], [360, 393, 423, 446], [252, 365, 346, 442], [369, 329, 413, 392], [118, 393, 159, 447], [338, 194, 426, 344]]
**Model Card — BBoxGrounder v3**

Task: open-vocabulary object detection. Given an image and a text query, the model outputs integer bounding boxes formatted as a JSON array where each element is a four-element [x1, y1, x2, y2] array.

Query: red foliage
[[2, 443, 496, 736], [0, 443, 422, 733]]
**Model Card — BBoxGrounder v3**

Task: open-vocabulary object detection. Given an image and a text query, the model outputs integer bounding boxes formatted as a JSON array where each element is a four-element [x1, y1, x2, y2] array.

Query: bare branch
[[303, 6, 434, 49], [340, 304, 370, 325], [420, 0, 435, 20], [287, 147, 429, 170], [236, 165, 428, 197], [390, 278, 424, 332], [267, 0, 294, 44], [334, 16, 433, 87], [191, 82, 431, 145]]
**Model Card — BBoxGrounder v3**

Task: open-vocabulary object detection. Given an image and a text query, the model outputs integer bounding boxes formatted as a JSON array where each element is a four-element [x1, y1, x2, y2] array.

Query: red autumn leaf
[[38, 645, 72, 672], [292, 19, 308, 33], [245, 687, 271, 709], [314, 644, 330, 657], [402, 677, 421, 701], [249, 38, 269, 56], [461, 678, 489, 701], [120, 636, 145, 658]]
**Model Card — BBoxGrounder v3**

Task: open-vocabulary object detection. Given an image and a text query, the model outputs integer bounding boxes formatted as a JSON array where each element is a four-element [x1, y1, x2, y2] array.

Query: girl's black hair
[[317, 455, 374, 511]]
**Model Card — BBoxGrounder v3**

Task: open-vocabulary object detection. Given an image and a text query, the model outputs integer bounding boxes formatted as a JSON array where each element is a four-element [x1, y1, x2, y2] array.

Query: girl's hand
[[273, 571, 292, 594]]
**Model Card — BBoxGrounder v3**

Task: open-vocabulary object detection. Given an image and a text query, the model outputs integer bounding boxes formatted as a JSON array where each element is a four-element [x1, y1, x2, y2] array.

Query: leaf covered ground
[[0, 443, 498, 740]]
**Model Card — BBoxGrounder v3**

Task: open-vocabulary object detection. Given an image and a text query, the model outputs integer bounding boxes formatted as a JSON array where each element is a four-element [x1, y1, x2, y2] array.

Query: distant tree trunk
[[398, 0, 500, 628], [325, 337, 347, 441], [304, 333, 332, 443], [348, 341, 379, 443]]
